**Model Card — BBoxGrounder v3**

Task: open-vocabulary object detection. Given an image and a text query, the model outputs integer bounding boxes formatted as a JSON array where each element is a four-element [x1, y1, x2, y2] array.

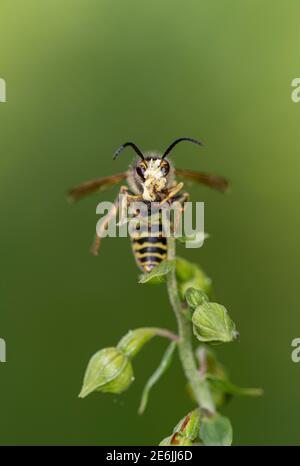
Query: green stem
[[166, 237, 215, 414]]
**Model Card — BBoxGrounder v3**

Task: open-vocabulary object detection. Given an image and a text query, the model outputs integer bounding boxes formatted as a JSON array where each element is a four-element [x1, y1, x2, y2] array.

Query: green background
[[0, 0, 299, 445]]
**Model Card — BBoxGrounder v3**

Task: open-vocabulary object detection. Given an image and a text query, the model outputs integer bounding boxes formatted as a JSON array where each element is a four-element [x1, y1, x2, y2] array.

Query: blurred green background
[[0, 0, 300, 445]]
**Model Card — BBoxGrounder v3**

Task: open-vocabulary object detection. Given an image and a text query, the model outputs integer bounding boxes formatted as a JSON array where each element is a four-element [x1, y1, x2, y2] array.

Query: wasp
[[69, 137, 228, 273]]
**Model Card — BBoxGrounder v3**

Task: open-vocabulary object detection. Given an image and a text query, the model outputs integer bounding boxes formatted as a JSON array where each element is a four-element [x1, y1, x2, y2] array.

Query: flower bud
[[159, 434, 193, 446], [185, 287, 209, 309], [173, 409, 201, 441], [159, 436, 173, 446], [159, 409, 201, 446], [170, 434, 194, 446], [192, 302, 238, 344], [79, 347, 133, 398]]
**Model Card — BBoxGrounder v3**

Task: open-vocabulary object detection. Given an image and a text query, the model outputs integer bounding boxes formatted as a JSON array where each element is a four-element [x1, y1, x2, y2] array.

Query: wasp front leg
[[170, 192, 190, 235], [173, 191, 190, 208], [118, 186, 143, 226], [91, 186, 143, 255], [120, 185, 144, 202], [160, 182, 184, 206]]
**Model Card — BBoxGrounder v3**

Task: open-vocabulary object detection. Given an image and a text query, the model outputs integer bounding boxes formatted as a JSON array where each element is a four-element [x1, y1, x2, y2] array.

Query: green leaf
[[192, 302, 238, 344], [139, 260, 175, 284], [138, 341, 177, 414], [206, 374, 263, 397], [200, 414, 233, 446], [185, 287, 209, 309]]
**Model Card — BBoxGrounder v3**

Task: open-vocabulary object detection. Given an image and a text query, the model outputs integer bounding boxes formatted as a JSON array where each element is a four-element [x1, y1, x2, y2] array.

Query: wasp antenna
[[113, 142, 145, 160], [162, 137, 203, 159]]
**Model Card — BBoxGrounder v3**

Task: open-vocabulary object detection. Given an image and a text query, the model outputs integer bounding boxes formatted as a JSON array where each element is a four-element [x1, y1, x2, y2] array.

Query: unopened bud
[[192, 302, 238, 344], [159, 434, 193, 446], [173, 409, 201, 441], [169, 434, 194, 446], [159, 409, 201, 446], [159, 436, 173, 446], [185, 288, 209, 309], [79, 347, 133, 398]]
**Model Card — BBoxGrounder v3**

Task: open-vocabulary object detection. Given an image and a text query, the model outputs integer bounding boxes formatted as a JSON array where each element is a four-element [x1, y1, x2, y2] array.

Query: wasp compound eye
[[160, 161, 170, 176], [136, 163, 147, 179]]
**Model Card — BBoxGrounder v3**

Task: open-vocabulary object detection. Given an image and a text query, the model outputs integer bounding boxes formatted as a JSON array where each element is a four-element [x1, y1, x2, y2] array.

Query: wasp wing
[[68, 172, 128, 202], [175, 168, 229, 193]]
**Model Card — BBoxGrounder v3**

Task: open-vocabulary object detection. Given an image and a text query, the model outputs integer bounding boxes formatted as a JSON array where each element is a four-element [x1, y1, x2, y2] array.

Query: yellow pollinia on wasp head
[[68, 137, 229, 273]]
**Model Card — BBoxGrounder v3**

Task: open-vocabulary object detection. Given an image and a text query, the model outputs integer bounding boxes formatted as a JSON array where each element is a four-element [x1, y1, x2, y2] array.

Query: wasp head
[[114, 138, 202, 201], [135, 158, 170, 201]]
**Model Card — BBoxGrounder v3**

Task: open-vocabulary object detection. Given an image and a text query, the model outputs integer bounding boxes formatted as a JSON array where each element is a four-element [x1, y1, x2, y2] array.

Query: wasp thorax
[[138, 159, 169, 201]]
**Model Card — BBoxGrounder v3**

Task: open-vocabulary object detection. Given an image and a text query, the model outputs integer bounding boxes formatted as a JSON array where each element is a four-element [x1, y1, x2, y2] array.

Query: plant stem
[[166, 237, 215, 414], [153, 328, 180, 342]]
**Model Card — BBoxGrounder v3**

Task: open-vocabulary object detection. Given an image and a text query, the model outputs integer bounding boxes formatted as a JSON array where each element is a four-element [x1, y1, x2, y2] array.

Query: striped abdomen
[[132, 236, 168, 273], [131, 202, 168, 273]]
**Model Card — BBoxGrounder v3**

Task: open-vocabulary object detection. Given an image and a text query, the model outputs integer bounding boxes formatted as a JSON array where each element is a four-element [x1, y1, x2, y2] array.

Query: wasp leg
[[120, 185, 143, 202], [160, 182, 184, 206], [118, 186, 144, 226], [173, 191, 190, 208], [171, 192, 190, 234], [90, 192, 120, 256]]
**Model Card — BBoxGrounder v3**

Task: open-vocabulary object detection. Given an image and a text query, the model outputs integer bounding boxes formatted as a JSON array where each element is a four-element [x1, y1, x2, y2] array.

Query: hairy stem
[[166, 237, 215, 414]]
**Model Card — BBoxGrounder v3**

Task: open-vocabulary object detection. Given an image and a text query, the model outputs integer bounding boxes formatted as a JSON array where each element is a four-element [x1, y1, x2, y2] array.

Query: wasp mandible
[[69, 137, 228, 273]]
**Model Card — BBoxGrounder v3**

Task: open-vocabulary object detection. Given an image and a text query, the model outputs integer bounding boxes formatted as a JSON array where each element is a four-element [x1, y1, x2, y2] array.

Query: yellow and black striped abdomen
[[132, 236, 168, 273]]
